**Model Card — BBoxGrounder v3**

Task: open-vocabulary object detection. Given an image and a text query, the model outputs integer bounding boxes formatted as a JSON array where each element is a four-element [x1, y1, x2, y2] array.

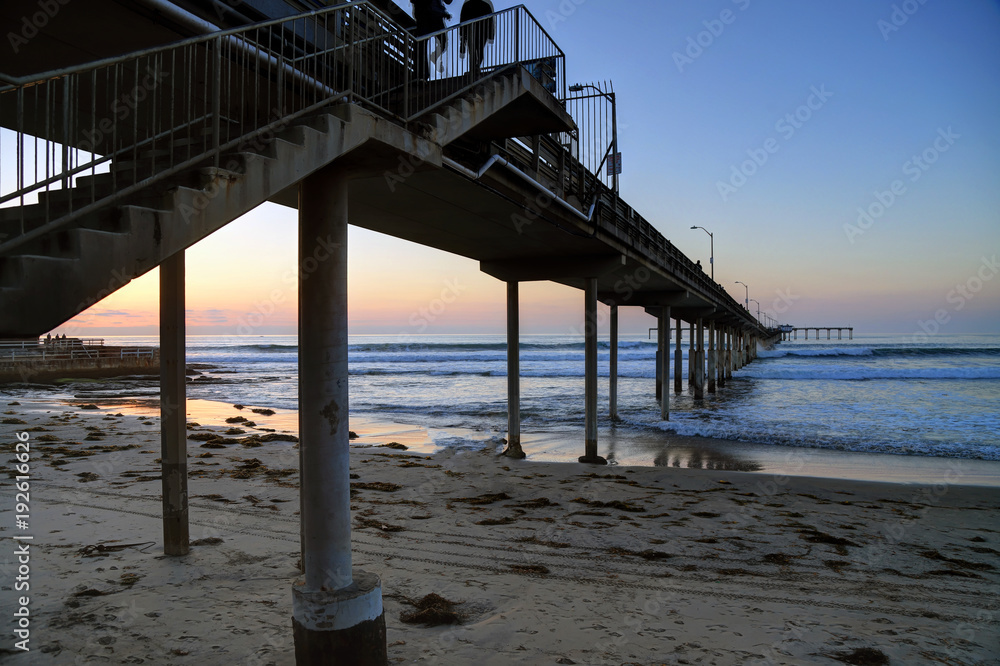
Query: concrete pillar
[[294, 169, 386, 665], [850, 329, 853, 340], [707, 320, 716, 393], [659, 308, 670, 420], [688, 322, 695, 385], [655, 314, 663, 402], [694, 318, 705, 400], [503, 282, 525, 458], [580, 278, 606, 465], [674, 319, 682, 393], [728, 329, 735, 373], [827, 329, 831, 340], [609, 303, 618, 421], [838, 329, 842, 340], [716, 326, 725, 388], [159, 250, 189, 557]]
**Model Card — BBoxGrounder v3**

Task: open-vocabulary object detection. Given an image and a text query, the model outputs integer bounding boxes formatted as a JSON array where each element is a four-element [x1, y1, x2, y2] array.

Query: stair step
[[0, 254, 76, 288]]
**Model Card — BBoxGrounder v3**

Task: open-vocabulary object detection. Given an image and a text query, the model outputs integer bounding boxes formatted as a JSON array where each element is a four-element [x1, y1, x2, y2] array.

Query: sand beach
[[1, 396, 999, 665]]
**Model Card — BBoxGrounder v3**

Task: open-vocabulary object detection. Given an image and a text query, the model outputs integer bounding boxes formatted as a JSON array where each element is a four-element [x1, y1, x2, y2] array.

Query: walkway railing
[[0, 2, 561, 258], [407, 6, 565, 121]]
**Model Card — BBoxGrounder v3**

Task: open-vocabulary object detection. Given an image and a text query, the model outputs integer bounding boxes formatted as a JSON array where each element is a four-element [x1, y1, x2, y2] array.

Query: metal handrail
[[406, 6, 565, 121], [0, 3, 554, 258]]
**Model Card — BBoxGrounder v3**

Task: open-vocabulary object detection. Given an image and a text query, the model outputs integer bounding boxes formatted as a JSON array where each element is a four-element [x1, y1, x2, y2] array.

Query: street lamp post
[[750, 298, 761, 323], [735, 281, 748, 309], [690, 226, 714, 281]]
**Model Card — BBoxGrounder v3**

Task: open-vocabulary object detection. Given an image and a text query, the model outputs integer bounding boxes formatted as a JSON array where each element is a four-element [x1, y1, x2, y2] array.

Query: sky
[[46, 0, 1000, 337]]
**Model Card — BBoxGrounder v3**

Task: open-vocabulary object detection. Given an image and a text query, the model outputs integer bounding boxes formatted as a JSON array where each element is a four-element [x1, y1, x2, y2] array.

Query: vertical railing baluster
[[212, 36, 222, 167]]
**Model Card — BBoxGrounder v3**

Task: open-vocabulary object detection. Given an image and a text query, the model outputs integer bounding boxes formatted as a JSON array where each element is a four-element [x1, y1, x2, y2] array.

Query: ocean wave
[[743, 367, 1000, 380], [758, 347, 874, 358], [644, 418, 1000, 461]]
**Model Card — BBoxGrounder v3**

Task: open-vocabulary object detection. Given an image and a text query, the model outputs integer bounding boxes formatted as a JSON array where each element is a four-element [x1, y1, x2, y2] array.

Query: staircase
[[0, 3, 571, 338]]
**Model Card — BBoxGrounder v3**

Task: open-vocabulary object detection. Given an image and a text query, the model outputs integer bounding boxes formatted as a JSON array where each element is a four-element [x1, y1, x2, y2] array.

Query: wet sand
[[1, 397, 998, 664]]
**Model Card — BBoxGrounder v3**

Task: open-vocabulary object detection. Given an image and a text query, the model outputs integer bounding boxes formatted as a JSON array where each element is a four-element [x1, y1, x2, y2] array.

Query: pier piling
[[294, 168, 386, 664], [707, 320, 716, 393], [659, 308, 670, 420], [580, 278, 606, 465], [159, 250, 189, 557], [674, 319, 682, 393], [609, 303, 618, 421], [504, 282, 525, 458]]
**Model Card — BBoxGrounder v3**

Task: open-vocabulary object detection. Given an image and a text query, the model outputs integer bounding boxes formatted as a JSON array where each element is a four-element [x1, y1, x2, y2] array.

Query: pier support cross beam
[[579, 277, 606, 465], [294, 167, 387, 665], [159, 250, 189, 557], [503, 281, 525, 458], [659, 308, 670, 420]]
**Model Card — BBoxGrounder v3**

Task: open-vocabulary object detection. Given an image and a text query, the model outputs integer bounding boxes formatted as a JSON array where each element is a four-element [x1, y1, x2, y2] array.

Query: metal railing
[[0, 2, 561, 258], [2, 341, 157, 363], [489, 130, 759, 328], [562, 82, 616, 194], [407, 6, 565, 121]]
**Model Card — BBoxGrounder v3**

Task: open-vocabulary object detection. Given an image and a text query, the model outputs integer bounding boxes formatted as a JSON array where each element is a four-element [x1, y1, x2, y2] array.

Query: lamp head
[[569, 84, 584, 92]]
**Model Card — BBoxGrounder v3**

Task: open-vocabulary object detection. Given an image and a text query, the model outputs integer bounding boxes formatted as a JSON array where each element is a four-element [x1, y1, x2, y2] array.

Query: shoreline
[[24, 393, 1000, 487], [0, 396, 998, 664]]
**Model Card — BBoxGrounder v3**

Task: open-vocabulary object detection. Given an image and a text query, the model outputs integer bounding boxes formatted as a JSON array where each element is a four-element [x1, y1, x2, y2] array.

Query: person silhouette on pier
[[459, 0, 494, 78], [412, 0, 453, 79]]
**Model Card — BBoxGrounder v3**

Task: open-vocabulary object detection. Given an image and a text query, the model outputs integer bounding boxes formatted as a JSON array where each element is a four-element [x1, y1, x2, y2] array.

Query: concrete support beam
[[610, 304, 618, 421], [580, 277, 606, 465], [659, 308, 670, 420], [707, 320, 716, 394], [294, 168, 386, 665], [159, 250, 189, 557], [694, 318, 705, 400], [482, 254, 623, 282], [674, 319, 683, 394], [503, 282, 525, 458]]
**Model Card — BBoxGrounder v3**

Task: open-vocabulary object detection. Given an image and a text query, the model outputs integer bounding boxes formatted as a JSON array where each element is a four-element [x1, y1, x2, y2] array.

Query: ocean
[[7, 333, 998, 468]]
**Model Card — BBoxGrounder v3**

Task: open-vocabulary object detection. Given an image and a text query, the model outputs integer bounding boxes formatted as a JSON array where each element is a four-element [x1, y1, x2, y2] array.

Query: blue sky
[[58, 0, 1000, 336]]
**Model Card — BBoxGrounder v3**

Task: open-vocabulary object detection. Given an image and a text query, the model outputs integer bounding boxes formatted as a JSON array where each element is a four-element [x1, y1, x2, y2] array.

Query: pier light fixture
[[750, 298, 761, 323], [735, 281, 749, 309], [690, 226, 714, 280]]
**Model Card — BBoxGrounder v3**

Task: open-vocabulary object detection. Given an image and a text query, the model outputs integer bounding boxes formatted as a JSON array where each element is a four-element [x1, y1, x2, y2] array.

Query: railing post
[[212, 36, 222, 167], [514, 9, 521, 63]]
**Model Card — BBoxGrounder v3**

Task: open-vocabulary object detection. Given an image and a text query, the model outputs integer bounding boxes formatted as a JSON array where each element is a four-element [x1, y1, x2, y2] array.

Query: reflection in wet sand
[[652, 446, 763, 472]]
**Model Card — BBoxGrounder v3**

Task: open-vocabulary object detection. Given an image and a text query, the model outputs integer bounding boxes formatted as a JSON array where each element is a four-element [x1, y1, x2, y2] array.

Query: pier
[[780, 327, 854, 341], [1, 2, 781, 660], [0, 338, 159, 383]]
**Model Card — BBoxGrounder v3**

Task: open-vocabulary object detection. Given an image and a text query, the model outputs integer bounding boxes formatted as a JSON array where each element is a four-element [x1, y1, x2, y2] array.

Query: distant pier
[[0, 338, 159, 383], [779, 326, 854, 341]]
